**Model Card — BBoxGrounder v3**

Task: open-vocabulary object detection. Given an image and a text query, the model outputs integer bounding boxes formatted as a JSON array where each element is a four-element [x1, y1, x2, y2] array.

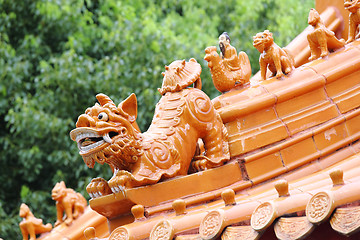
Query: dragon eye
[[98, 112, 109, 121]]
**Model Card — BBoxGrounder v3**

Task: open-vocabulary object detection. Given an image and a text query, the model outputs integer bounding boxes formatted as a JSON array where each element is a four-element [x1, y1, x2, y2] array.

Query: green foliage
[[0, 0, 313, 238]]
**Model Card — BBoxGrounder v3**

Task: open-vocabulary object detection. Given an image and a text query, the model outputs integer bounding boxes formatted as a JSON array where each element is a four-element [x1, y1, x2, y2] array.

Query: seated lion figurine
[[253, 30, 294, 81], [70, 59, 230, 198], [19, 203, 52, 240], [52, 181, 87, 226]]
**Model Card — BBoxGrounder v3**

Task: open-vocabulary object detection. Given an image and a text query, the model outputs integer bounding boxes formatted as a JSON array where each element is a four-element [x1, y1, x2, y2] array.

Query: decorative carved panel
[[274, 216, 314, 240], [331, 206, 360, 236], [222, 226, 260, 240]]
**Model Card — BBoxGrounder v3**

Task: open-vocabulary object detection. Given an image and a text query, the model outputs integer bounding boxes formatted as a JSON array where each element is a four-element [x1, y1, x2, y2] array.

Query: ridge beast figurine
[[307, 8, 345, 61], [253, 30, 294, 81], [51, 181, 87, 226], [344, 0, 360, 43], [204, 32, 251, 93], [19, 203, 52, 240], [70, 59, 230, 198]]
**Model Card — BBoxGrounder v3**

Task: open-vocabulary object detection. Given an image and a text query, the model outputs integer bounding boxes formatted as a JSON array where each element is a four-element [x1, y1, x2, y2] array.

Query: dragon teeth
[[75, 130, 114, 154], [103, 133, 113, 144], [76, 132, 101, 142], [79, 140, 105, 154]]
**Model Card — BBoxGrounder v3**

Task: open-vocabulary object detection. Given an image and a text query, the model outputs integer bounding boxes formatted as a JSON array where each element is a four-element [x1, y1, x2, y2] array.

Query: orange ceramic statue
[[344, 0, 360, 43], [52, 181, 87, 226], [204, 32, 251, 93], [19, 203, 52, 240], [70, 59, 230, 197], [307, 8, 345, 61], [253, 30, 294, 81]]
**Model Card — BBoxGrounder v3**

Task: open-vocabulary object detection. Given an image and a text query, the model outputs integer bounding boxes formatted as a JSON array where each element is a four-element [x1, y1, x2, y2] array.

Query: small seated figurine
[[253, 30, 294, 81], [204, 32, 251, 93], [344, 0, 360, 43], [70, 59, 230, 197], [52, 181, 87, 226], [19, 203, 52, 240], [307, 8, 345, 61]]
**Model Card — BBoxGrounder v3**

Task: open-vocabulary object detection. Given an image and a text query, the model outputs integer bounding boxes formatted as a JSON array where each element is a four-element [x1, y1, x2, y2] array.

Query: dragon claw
[[86, 178, 112, 198], [108, 172, 131, 194], [65, 218, 73, 226], [192, 156, 214, 171], [276, 72, 284, 79]]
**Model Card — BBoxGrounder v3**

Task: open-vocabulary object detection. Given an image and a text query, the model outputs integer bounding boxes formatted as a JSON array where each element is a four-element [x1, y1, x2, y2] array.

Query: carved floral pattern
[[109, 227, 129, 240], [200, 210, 224, 239], [150, 220, 174, 240], [306, 191, 333, 223], [251, 202, 274, 230]]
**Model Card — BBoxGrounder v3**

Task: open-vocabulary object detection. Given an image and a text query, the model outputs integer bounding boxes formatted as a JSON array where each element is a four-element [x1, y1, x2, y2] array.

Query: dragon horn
[[96, 93, 116, 107]]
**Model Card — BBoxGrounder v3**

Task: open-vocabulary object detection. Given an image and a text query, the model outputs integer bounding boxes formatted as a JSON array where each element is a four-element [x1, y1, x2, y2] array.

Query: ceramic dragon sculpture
[[70, 59, 230, 198]]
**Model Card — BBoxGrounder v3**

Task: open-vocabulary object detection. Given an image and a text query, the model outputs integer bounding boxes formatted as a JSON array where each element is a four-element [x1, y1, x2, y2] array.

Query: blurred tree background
[[0, 0, 313, 238]]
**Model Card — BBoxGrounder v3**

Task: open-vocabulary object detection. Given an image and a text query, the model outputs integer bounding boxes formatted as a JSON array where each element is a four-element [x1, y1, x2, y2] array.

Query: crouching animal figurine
[[253, 30, 294, 81], [307, 8, 345, 61], [344, 0, 360, 43], [70, 59, 230, 198], [19, 203, 52, 240], [52, 181, 87, 226]]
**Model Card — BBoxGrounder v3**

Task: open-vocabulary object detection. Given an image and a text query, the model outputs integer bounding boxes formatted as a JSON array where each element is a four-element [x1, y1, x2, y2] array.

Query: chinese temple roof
[[33, 2, 360, 240]]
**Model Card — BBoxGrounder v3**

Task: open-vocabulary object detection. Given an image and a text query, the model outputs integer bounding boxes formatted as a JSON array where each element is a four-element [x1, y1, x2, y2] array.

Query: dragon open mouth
[[253, 40, 263, 47], [70, 128, 118, 155]]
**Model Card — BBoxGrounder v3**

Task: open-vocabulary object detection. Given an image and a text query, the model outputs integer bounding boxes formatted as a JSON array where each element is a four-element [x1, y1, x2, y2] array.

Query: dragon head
[[70, 94, 143, 170], [253, 30, 274, 53]]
